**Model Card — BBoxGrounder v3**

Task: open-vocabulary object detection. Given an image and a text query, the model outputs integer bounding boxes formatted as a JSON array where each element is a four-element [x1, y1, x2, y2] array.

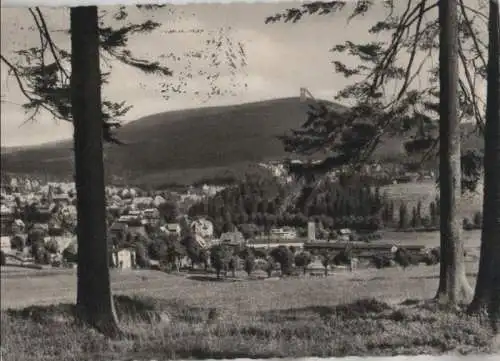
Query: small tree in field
[[10, 235, 25, 252], [199, 248, 209, 271], [181, 235, 201, 269], [228, 255, 239, 277], [210, 244, 232, 279], [270, 245, 294, 276], [244, 252, 256, 276], [45, 239, 59, 254], [321, 252, 334, 276], [265, 257, 276, 278], [134, 242, 149, 269], [294, 251, 313, 275]]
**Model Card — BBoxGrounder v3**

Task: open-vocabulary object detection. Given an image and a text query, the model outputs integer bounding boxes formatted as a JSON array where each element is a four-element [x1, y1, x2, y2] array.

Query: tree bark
[[435, 0, 473, 306], [71, 6, 120, 335], [468, 0, 500, 332]]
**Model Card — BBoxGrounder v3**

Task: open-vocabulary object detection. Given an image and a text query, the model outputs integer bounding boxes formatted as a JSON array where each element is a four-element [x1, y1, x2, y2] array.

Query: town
[[0, 160, 471, 276]]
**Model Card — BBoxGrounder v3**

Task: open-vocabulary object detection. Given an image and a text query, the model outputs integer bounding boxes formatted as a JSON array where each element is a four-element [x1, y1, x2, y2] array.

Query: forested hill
[[1, 97, 482, 187]]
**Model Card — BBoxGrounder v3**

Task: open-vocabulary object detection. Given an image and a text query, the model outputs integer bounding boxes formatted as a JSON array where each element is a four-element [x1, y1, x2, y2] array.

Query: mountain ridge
[[1, 97, 483, 187]]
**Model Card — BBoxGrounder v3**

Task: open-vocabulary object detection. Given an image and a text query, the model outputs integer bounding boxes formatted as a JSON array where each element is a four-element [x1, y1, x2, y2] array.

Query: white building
[[112, 248, 136, 269], [0, 236, 11, 251], [269, 227, 297, 240], [161, 223, 181, 236], [191, 218, 214, 239]]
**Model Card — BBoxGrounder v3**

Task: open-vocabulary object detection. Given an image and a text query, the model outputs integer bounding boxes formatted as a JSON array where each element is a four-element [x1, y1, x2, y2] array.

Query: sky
[[0, 1, 487, 147]]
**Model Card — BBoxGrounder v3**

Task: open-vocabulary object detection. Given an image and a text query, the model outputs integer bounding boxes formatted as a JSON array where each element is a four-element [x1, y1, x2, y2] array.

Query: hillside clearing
[[382, 181, 483, 220]]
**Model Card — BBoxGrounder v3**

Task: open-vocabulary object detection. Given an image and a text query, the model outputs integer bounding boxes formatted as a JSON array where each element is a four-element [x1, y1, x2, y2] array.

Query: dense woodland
[[187, 175, 483, 237]]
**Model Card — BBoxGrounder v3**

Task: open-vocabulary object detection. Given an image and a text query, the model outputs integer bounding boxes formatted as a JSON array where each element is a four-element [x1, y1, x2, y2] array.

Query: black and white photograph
[[0, 1, 499, 360]]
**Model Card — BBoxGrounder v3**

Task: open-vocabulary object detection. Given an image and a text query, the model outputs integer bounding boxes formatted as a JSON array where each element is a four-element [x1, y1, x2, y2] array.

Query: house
[[153, 195, 166, 207], [132, 197, 154, 210], [0, 236, 11, 251], [142, 208, 160, 224], [339, 228, 352, 242], [191, 218, 214, 239], [111, 248, 136, 269], [117, 214, 142, 225], [161, 223, 181, 236], [220, 231, 245, 245], [52, 194, 71, 207], [270, 227, 297, 240]]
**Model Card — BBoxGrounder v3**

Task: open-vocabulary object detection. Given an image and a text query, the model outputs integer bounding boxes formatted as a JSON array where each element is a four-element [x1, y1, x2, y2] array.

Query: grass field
[[1, 256, 496, 361], [381, 229, 481, 248]]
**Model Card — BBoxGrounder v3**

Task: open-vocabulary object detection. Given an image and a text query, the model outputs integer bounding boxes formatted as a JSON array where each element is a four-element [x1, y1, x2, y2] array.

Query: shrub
[[243, 248, 255, 276], [422, 247, 440, 266], [228, 255, 239, 277], [244, 252, 256, 276], [34, 247, 50, 265], [372, 254, 393, 269], [265, 257, 276, 278], [473, 211, 482, 228], [394, 248, 419, 268], [270, 245, 294, 276], [252, 248, 268, 259], [62, 243, 77, 263], [134, 242, 150, 268], [294, 251, 313, 275], [42, 250, 51, 265], [333, 247, 353, 266], [10, 235, 25, 252], [148, 238, 167, 261], [44, 239, 59, 254], [181, 235, 202, 268], [199, 249, 209, 271], [210, 244, 232, 279], [321, 252, 335, 276]]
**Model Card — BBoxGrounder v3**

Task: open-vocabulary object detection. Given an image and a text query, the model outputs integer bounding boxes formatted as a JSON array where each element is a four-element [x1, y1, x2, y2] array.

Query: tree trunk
[[468, 0, 500, 332], [435, 0, 473, 306], [71, 6, 120, 335]]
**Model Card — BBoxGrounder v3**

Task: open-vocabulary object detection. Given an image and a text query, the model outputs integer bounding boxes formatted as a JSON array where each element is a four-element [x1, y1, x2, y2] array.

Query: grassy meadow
[[1, 256, 497, 361]]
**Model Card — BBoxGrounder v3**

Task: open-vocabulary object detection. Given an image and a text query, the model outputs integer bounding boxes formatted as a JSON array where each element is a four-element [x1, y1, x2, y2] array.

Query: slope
[[1, 97, 483, 187]]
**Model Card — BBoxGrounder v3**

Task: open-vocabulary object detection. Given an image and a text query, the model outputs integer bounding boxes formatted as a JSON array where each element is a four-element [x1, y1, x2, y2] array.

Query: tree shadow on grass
[[409, 272, 477, 280], [261, 298, 395, 323], [258, 297, 471, 325], [187, 275, 243, 282], [4, 294, 213, 325]]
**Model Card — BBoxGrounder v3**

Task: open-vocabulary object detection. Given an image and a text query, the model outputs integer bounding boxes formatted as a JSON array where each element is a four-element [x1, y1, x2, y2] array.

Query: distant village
[[0, 175, 235, 269], [0, 159, 435, 271], [0, 172, 314, 270]]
